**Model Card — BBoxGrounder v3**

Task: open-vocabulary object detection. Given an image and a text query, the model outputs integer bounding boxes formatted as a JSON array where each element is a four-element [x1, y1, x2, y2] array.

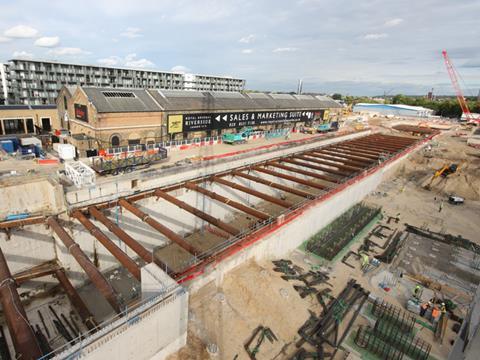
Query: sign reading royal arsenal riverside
[[167, 110, 318, 133]]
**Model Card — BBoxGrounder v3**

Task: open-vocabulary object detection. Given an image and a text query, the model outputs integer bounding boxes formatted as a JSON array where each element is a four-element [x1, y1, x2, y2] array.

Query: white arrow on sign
[[215, 115, 221, 122], [222, 115, 228, 121]]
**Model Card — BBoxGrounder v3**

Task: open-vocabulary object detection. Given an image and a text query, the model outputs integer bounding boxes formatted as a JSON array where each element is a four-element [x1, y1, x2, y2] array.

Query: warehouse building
[[0, 59, 246, 105], [63, 87, 341, 152], [0, 104, 60, 136], [353, 103, 434, 117]]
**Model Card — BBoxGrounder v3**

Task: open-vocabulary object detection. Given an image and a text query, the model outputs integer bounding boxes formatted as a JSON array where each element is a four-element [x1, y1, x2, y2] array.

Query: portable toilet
[[0, 140, 14, 153]]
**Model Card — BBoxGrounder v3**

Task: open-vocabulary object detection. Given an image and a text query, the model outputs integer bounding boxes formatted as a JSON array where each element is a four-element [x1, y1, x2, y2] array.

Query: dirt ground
[[168, 125, 480, 360]]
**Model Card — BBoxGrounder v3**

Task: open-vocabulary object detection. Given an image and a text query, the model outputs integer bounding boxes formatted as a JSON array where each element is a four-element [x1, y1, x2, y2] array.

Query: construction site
[[0, 109, 479, 360]]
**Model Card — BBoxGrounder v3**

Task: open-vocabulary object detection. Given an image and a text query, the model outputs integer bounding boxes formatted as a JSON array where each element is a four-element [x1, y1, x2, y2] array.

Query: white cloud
[[364, 33, 388, 40], [239, 34, 255, 44], [273, 47, 298, 53], [97, 54, 155, 68], [48, 47, 90, 56], [4, 25, 39, 38], [120, 27, 142, 39], [12, 51, 34, 59], [241, 49, 253, 54], [34, 36, 60, 48], [171, 65, 191, 73], [384, 18, 403, 27], [97, 56, 121, 66], [0, 36, 11, 43]]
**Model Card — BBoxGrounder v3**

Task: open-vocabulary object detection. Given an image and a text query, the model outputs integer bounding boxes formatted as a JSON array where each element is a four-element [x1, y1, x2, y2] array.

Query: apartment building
[[0, 59, 246, 105]]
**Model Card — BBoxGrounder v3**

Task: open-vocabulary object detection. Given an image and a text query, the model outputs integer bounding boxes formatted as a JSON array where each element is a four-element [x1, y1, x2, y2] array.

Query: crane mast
[[442, 50, 480, 124]]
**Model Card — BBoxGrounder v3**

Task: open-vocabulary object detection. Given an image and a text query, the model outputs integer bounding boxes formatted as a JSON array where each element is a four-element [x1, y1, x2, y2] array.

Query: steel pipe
[[88, 206, 152, 264], [47, 217, 123, 314], [72, 211, 141, 281], [231, 171, 314, 198], [54, 269, 98, 332], [253, 166, 330, 190], [118, 198, 199, 255], [185, 182, 270, 220], [266, 161, 343, 181], [154, 189, 240, 236], [0, 247, 43, 359], [212, 177, 293, 208]]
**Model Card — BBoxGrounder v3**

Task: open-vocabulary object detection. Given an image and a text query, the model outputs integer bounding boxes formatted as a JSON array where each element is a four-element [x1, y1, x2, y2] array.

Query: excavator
[[424, 163, 459, 190]]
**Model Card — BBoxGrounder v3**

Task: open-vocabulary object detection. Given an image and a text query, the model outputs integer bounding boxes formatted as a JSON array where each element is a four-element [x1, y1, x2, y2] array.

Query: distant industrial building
[[0, 104, 60, 136], [0, 58, 246, 105], [353, 103, 434, 117], [62, 87, 341, 153]]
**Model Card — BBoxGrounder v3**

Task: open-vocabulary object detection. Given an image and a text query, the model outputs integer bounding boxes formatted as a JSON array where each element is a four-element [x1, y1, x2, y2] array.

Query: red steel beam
[[13, 261, 60, 285], [118, 198, 200, 255], [323, 147, 379, 161], [88, 206, 152, 264], [185, 182, 270, 221], [72, 211, 141, 281], [267, 161, 345, 179], [297, 154, 363, 171], [368, 136, 415, 146], [313, 150, 374, 165], [284, 157, 356, 175], [0, 247, 43, 359], [212, 176, 293, 208], [324, 145, 381, 157], [55, 268, 98, 332], [47, 217, 123, 314], [231, 171, 314, 198], [252, 165, 330, 190], [0, 216, 45, 229], [154, 189, 240, 236], [348, 140, 404, 151], [342, 141, 396, 153], [281, 158, 353, 176]]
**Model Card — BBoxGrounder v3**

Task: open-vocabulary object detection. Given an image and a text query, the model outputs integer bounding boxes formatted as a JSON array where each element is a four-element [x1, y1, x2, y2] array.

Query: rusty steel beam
[[313, 149, 374, 165], [348, 140, 403, 151], [252, 165, 330, 190], [281, 158, 353, 176], [369, 135, 415, 145], [154, 189, 240, 236], [325, 148, 380, 162], [231, 171, 314, 198], [185, 182, 270, 221], [332, 145, 384, 157], [0, 247, 43, 359], [88, 206, 152, 264], [343, 141, 396, 153], [13, 261, 61, 285], [298, 154, 363, 171], [340, 141, 391, 152], [72, 211, 141, 281], [47, 217, 123, 314], [0, 216, 45, 229], [267, 161, 341, 183], [54, 268, 98, 332], [212, 176, 293, 208], [285, 156, 357, 174], [118, 198, 199, 255]]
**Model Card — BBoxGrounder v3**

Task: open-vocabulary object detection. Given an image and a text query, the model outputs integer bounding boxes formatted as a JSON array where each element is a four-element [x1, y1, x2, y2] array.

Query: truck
[[222, 127, 254, 145], [317, 121, 339, 133], [91, 146, 168, 175]]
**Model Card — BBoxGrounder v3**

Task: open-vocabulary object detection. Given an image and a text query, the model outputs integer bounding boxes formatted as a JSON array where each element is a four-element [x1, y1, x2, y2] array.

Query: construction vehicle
[[222, 127, 253, 145], [448, 195, 464, 205], [92, 146, 168, 175], [442, 50, 480, 125], [424, 163, 459, 190]]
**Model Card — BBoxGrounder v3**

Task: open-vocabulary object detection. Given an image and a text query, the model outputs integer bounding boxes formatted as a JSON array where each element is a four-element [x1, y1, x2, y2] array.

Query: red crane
[[442, 50, 480, 124]]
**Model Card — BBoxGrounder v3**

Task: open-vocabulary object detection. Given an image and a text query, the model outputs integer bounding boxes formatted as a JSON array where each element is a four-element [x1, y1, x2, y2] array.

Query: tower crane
[[442, 50, 480, 124]]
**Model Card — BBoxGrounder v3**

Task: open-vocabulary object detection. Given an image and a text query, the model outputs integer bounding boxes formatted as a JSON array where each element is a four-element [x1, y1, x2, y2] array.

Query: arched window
[[111, 135, 120, 147]]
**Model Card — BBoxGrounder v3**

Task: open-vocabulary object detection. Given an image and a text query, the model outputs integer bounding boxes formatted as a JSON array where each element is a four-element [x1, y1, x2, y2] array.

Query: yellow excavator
[[424, 163, 459, 190]]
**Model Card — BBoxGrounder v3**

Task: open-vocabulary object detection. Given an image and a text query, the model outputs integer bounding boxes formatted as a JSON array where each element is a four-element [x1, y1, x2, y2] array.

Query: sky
[[0, 0, 479, 96]]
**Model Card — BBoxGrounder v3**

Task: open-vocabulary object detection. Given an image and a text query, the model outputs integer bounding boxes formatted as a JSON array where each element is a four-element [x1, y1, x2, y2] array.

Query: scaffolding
[[64, 161, 96, 188]]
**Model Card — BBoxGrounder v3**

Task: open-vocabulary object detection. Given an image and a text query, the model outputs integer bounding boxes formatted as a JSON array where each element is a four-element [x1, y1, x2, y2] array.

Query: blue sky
[[1, 0, 479, 95]]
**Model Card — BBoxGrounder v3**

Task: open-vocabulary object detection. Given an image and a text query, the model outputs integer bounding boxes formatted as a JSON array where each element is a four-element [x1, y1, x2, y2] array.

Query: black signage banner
[[169, 110, 319, 133], [74, 103, 88, 122]]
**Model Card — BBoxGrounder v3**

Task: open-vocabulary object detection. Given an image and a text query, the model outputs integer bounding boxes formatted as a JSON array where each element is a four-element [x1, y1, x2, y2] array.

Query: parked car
[[448, 195, 464, 205]]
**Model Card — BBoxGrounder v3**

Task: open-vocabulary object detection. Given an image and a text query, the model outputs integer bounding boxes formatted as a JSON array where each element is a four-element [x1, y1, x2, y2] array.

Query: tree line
[[331, 93, 480, 119]]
